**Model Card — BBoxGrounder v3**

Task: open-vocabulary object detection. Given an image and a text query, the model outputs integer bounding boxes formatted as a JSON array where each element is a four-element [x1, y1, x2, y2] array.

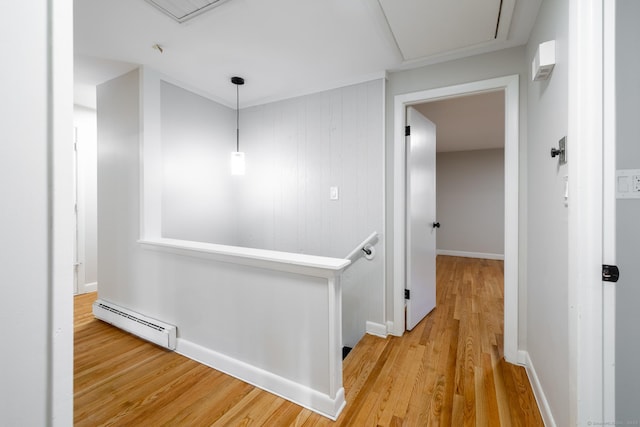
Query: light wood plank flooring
[[74, 256, 543, 426]]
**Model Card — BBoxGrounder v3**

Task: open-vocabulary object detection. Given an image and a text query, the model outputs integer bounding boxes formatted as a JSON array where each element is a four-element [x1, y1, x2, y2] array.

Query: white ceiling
[[73, 0, 541, 109], [414, 91, 505, 153]]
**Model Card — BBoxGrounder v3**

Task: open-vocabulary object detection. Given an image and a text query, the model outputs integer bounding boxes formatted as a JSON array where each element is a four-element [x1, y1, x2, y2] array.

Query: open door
[[405, 107, 437, 330]]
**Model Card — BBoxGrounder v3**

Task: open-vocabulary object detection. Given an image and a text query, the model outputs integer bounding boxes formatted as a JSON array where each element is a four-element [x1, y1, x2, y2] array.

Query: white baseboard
[[82, 282, 97, 293], [517, 350, 528, 366], [521, 351, 556, 427], [436, 249, 504, 260], [176, 338, 345, 420], [387, 320, 402, 337], [365, 321, 388, 338]]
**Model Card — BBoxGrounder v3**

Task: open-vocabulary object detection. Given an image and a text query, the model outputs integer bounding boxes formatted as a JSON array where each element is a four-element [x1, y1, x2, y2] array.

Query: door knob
[[432, 222, 440, 228]]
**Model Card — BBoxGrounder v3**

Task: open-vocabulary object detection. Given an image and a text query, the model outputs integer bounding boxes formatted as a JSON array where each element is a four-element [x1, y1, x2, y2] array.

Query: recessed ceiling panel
[[144, 0, 229, 23], [378, 0, 503, 60]]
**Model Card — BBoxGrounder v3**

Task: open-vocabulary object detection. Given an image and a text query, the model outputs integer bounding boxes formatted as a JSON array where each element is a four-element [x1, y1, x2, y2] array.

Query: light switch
[[330, 186, 339, 200], [618, 176, 630, 193], [616, 169, 640, 199]]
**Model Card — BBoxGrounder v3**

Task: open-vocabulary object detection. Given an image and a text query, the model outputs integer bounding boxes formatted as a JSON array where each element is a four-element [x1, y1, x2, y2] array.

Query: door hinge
[[602, 265, 619, 282], [405, 289, 410, 300], [405, 126, 411, 136]]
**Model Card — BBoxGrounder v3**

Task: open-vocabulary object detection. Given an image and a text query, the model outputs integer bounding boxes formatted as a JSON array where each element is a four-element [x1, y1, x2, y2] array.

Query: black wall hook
[[551, 136, 567, 164]]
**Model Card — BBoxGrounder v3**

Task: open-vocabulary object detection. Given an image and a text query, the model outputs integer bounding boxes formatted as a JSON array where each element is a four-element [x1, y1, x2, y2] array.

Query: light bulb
[[230, 151, 245, 176]]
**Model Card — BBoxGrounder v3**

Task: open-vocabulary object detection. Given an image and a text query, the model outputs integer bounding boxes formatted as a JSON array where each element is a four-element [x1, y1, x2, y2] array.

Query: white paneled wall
[[98, 70, 349, 418], [159, 78, 386, 347], [239, 80, 385, 346], [239, 81, 384, 258]]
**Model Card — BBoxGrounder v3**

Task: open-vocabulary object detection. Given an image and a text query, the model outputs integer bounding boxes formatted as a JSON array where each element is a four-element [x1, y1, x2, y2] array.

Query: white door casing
[[392, 75, 519, 364], [405, 107, 437, 330]]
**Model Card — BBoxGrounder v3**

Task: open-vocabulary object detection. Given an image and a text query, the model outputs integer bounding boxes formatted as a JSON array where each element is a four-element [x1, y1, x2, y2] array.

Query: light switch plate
[[616, 169, 640, 199], [329, 186, 339, 201]]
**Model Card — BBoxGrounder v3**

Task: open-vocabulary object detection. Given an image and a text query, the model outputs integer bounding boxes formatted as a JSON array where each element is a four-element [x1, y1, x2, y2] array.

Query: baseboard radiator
[[92, 299, 177, 350]]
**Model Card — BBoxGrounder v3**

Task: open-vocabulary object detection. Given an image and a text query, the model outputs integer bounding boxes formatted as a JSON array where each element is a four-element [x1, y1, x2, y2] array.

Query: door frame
[[391, 74, 520, 364], [602, 0, 615, 422]]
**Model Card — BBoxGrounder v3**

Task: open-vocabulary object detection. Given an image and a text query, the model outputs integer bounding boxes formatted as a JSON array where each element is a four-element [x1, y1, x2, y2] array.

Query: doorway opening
[[392, 75, 520, 364], [405, 92, 505, 333]]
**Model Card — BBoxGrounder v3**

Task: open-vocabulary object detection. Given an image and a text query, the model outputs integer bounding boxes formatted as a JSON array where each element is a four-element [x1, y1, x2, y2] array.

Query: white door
[[406, 107, 437, 330]]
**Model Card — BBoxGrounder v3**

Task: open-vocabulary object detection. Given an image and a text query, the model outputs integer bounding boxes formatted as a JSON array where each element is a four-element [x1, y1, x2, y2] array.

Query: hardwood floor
[[74, 256, 543, 426]]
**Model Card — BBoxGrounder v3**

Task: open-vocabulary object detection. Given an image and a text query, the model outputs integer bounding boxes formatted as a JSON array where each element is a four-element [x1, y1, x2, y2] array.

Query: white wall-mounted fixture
[[230, 76, 245, 176], [532, 40, 556, 81], [93, 299, 177, 349]]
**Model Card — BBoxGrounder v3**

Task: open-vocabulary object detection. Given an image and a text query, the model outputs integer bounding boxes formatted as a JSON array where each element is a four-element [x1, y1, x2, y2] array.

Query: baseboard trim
[[521, 351, 556, 427], [387, 320, 402, 337], [176, 338, 345, 420], [436, 250, 504, 260], [82, 282, 97, 293], [365, 321, 388, 338], [517, 350, 528, 366]]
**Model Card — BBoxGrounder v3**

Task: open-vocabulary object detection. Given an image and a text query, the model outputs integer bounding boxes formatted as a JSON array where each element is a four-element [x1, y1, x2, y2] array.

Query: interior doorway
[[392, 75, 520, 364], [73, 107, 99, 295], [405, 91, 506, 331]]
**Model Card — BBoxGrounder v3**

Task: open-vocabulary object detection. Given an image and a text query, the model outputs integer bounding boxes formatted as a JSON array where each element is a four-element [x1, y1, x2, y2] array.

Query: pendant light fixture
[[230, 76, 245, 176]]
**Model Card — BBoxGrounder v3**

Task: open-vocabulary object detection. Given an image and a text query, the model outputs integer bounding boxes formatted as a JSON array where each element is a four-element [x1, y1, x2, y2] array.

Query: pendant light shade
[[230, 151, 245, 175], [230, 76, 245, 176]]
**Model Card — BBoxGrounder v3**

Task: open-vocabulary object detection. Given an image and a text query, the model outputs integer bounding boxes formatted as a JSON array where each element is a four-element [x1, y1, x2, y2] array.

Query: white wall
[[160, 81, 238, 245], [74, 106, 99, 292], [158, 78, 386, 347], [616, 0, 640, 421], [436, 149, 505, 257], [525, 0, 570, 424], [97, 70, 352, 417], [0, 1, 73, 425], [386, 46, 528, 341], [239, 81, 385, 346]]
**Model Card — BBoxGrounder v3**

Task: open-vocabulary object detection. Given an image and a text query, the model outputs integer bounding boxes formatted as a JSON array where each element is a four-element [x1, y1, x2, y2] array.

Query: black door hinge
[[602, 265, 619, 282], [405, 289, 410, 299], [405, 126, 410, 136]]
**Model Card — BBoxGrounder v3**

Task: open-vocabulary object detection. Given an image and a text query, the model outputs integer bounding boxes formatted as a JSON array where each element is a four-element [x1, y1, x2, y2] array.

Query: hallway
[[74, 256, 542, 425]]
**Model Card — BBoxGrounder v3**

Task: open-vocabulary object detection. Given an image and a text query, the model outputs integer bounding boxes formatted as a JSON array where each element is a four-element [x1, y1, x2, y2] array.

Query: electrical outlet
[[633, 175, 640, 192]]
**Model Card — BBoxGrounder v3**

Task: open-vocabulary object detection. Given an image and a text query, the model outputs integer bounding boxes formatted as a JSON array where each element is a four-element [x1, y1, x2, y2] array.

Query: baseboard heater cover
[[92, 299, 177, 350]]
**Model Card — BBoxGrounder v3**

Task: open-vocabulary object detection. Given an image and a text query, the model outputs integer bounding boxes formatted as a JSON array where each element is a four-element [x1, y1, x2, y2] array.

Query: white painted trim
[[51, 0, 75, 424], [567, 0, 605, 425], [436, 250, 504, 260], [176, 339, 346, 420], [366, 321, 388, 338], [386, 321, 395, 334], [327, 276, 343, 402], [517, 350, 528, 366], [392, 75, 520, 365], [523, 351, 557, 427], [602, 0, 616, 422], [381, 76, 388, 332], [138, 238, 350, 278], [82, 282, 97, 293]]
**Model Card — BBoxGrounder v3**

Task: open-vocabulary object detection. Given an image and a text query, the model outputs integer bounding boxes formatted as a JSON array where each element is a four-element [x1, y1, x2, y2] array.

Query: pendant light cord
[[236, 83, 240, 153]]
